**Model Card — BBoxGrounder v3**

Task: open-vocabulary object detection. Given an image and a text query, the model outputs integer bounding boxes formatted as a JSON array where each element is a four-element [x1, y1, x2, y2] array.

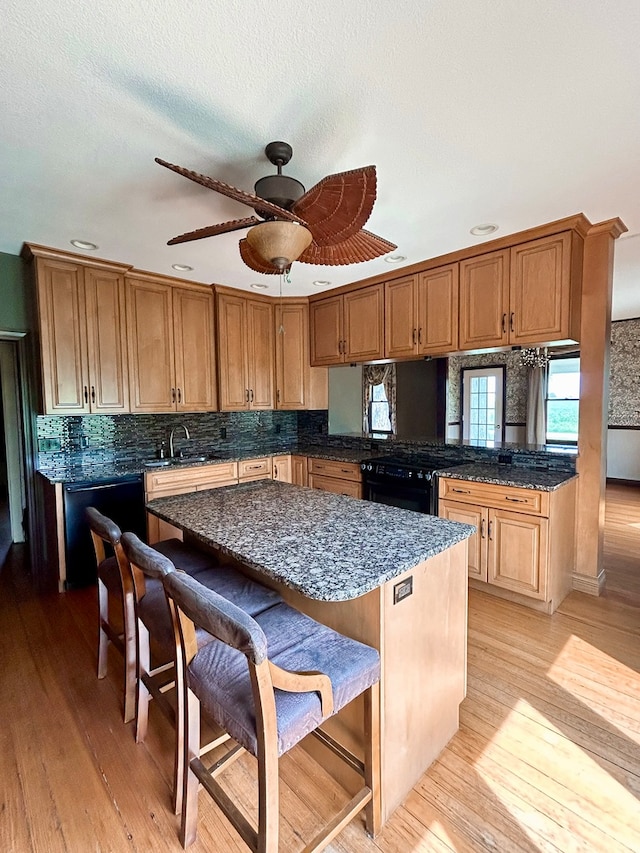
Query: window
[[461, 366, 505, 446], [546, 356, 580, 444], [368, 383, 392, 435]]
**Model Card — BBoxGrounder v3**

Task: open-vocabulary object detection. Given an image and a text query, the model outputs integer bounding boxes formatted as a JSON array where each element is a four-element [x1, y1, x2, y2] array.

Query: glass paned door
[[462, 367, 504, 445]]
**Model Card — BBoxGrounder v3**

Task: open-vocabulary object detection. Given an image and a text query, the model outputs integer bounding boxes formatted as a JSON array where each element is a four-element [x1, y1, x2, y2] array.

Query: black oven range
[[360, 455, 462, 516]]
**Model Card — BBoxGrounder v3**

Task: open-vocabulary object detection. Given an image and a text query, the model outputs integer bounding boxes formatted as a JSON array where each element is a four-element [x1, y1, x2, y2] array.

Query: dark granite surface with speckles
[[436, 463, 576, 491], [147, 480, 474, 602]]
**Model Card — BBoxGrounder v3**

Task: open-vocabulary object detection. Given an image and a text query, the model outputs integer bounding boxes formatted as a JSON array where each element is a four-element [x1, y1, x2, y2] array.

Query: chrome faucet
[[169, 423, 190, 458]]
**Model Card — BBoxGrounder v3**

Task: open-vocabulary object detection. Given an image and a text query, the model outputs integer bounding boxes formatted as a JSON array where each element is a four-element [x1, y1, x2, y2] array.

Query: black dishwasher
[[63, 475, 146, 588]]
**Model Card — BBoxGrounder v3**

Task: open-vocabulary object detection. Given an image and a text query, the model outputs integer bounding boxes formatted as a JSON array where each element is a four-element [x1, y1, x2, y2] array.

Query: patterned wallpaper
[[609, 318, 640, 427], [447, 350, 528, 426]]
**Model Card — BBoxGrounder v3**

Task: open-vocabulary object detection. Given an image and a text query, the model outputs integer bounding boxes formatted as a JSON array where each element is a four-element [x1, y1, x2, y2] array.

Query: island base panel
[[278, 540, 469, 824]]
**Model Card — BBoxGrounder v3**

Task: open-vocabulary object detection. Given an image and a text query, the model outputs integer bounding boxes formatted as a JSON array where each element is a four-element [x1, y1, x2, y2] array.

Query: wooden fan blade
[[298, 229, 397, 266], [167, 217, 260, 245], [155, 158, 307, 224], [291, 166, 377, 247], [238, 239, 281, 275]]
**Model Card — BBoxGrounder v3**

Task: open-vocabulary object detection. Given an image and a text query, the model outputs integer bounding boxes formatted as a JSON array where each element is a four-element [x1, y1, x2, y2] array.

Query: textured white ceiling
[[2, 0, 639, 317]]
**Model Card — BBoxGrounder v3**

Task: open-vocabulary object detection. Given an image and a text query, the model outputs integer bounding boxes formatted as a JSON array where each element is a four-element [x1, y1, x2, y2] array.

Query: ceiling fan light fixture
[[470, 223, 499, 236], [246, 221, 313, 270]]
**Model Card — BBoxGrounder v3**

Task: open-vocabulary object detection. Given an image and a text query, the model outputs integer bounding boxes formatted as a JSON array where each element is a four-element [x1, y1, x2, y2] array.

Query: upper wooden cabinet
[[459, 233, 581, 350], [275, 300, 328, 410], [127, 275, 215, 413], [33, 255, 129, 414], [217, 291, 274, 411], [385, 265, 458, 358], [309, 284, 384, 366]]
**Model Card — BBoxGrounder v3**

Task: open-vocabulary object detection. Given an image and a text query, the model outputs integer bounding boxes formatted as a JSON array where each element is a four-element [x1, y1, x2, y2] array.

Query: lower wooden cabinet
[[291, 455, 308, 487], [439, 475, 576, 613], [145, 461, 238, 541], [307, 458, 362, 499], [238, 457, 272, 482], [272, 455, 292, 483]]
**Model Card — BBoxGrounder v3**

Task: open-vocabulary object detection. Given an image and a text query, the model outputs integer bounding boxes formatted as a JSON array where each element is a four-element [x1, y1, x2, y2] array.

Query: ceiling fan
[[156, 141, 396, 274]]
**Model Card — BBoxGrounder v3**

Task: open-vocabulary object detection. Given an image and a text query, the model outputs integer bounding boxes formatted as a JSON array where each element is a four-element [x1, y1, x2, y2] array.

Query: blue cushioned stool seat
[[188, 601, 380, 757]]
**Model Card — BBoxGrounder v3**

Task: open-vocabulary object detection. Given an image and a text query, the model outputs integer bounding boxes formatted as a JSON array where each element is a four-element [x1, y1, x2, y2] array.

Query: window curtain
[[526, 366, 547, 445], [362, 363, 397, 433]]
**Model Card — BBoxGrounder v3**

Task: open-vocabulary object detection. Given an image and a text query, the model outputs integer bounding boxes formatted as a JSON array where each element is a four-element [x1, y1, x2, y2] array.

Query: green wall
[[0, 251, 30, 332]]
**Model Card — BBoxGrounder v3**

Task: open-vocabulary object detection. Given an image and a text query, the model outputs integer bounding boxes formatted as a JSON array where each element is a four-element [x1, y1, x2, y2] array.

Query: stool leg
[[135, 620, 151, 744], [97, 578, 109, 680], [180, 688, 201, 848], [122, 588, 137, 724], [364, 681, 381, 838], [253, 662, 280, 853]]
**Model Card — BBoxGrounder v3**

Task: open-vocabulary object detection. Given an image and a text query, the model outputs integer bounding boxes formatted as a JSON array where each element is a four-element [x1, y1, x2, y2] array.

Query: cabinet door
[[272, 455, 292, 483], [36, 258, 89, 413], [510, 233, 572, 345], [385, 276, 417, 358], [84, 268, 129, 413], [487, 509, 549, 600], [344, 284, 385, 361], [309, 473, 362, 499], [275, 301, 307, 409], [217, 292, 248, 411], [247, 299, 274, 409], [440, 500, 487, 582], [417, 264, 459, 354], [173, 287, 216, 412], [291, 455, 308, 487], [126, 278, 176, 412], [309, 296, 343, 366], [459, 250, 510, 350]]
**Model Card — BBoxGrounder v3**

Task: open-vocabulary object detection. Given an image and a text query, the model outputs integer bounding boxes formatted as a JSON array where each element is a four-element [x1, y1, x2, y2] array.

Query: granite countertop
[[147, 480, 474, 602], [436, 463, 577, 491]]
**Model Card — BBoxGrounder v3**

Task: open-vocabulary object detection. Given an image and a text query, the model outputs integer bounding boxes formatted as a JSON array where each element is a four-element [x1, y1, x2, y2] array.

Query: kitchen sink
[[144, 455, 209, 468]]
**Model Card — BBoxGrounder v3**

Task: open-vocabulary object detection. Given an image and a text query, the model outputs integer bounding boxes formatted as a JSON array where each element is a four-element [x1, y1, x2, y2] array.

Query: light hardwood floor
[[1, 485, 639, 852]]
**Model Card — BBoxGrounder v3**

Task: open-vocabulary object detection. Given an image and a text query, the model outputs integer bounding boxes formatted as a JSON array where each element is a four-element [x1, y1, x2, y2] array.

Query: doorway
[[461, 365, 506, 445], [0, 339, 26, 555]]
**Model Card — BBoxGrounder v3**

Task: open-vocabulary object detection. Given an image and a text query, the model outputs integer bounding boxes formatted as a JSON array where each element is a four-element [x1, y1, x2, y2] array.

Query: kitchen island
[[147, 479, 474, 824]]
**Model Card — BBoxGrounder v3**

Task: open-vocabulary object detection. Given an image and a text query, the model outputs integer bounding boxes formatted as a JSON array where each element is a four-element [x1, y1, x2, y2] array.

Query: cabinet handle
[[451, 487, 471, 494], [505, 496, 527, 503], [488, 520, 493, 540], [248, 464, 262, 470], [171, 388, 176, 403], [250, 389, 254, 402], [480, 518, 485, 539], [245, 389, 250, 403], [510, 312, 515, 333], [84, 386, 88, 404], [177, 388, 182, 403], [274, 465, 278, 478], [341, 468, 353, 474], [91, 386, 96, 404], [412, 328, 417, 345], [418, 328, 422, 345], [277, 389, 280, 404], [338, 339, 342, 354], [501, 313, 506, 333]]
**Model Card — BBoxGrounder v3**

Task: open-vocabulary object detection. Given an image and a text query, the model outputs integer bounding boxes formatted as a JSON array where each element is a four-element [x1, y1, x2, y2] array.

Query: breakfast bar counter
[[147, 480, 474, 824]]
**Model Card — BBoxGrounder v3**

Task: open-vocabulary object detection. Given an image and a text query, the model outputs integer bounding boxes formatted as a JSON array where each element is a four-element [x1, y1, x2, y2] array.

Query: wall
[[607, 317, 640, 480], [0, 251, 30, 332], [447, 350, 528, 444]]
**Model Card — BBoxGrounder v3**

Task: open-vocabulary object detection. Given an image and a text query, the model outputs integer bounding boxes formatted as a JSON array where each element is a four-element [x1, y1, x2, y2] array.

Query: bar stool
[[87, 507, 219, 723], [121, 532, 283, 813], [162, 564, 382, 851]]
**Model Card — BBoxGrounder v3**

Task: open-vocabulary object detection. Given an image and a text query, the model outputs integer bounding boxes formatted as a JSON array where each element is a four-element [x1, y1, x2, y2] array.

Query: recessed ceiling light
[[70, 239, 98, 250], [251, 283, 269, 290], [384, 254, 406, 264], [470, 223, 499, 236], [172, 263, 194, 272], [312, 280, 331, 287]]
